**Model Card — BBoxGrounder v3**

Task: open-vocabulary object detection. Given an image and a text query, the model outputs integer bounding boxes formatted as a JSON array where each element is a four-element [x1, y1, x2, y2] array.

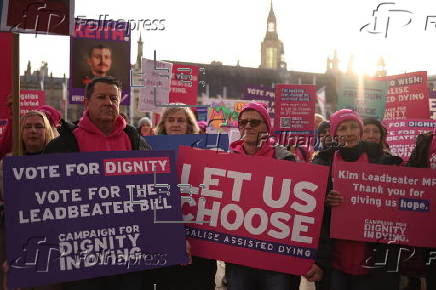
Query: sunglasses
[[238, 119, 264, 128]]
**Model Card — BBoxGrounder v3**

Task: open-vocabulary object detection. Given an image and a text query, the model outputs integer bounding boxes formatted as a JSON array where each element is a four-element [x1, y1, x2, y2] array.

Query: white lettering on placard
[[12, 165, 61, 180]]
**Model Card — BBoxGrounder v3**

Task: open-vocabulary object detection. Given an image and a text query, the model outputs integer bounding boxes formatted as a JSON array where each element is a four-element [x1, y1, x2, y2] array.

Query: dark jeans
[[315, 267, 331, 290], [427, 263, 436, 290], [63, 272, 141, 290], [138, 256, 217, 290], [226, 263, 300, 290], [63, 257, 216, 290], [176, 256, 217, 290], [331, 268, 400, 290], [330, 268, 372, 290]]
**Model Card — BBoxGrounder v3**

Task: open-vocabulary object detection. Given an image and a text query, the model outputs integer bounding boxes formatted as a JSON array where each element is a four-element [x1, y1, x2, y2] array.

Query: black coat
[[407, 132, 433, 168], [44, 119, 152, 153], [312, 141, 403, 167], [406, 132, 434, 276]]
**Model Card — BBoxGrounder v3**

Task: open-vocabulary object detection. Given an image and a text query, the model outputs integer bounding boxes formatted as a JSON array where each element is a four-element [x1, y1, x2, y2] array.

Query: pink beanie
[[197, 121, 207, 130], [37, 105, 61, 128], [329, 109, 363, 137], [239, 102, 272, 134]]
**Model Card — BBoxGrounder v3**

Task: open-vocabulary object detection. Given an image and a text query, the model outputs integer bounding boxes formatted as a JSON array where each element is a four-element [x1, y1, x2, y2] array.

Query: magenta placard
[[274, 84, 316, 134], [177, 146, 329, 275], [331, 161, 436, 248], [169, 64, 199, 105], [19, 90, 46, 115], [383, 71, 430, 121], [385, 119, 436, 161]]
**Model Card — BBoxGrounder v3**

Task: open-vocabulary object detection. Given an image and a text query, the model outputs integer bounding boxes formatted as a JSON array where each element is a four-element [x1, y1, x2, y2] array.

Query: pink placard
[[0, 32, 12, 120], [169, 64, 199, 105], [385, 119, 436, 161], [177, 146, 329, 275], [274, 85, 316, 134], [19, 90, 46, 115], [383, 71, 430, 121], [331, 161, 436, 248]]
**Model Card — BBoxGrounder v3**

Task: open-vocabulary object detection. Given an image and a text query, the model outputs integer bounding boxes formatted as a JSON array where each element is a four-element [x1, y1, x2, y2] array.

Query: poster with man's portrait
[[69, 19, 131, 105]]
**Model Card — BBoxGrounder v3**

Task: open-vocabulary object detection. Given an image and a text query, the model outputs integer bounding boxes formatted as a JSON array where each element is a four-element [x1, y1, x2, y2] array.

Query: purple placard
[[69, 19, 131, 105], [3, 151, 186, 288], [243, 86, 275, 118]]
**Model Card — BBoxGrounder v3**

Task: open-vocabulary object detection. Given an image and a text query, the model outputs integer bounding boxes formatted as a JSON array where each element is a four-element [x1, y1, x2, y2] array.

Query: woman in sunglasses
[[226, 102, 326, 290]]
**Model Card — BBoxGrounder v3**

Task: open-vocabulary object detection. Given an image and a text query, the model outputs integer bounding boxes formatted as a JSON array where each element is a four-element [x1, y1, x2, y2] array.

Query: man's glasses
[[238, 119, 264, 128]]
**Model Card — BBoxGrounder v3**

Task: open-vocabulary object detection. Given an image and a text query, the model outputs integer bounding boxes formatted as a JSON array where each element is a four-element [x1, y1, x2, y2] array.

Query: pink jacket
[[230, 138, 275, 158], [73, 111, 132, 152]]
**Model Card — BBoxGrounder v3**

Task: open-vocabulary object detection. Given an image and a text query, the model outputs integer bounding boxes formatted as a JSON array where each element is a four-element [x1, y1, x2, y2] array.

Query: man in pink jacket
[[44, 77, 151, 290], [45, 77, 150, 153]]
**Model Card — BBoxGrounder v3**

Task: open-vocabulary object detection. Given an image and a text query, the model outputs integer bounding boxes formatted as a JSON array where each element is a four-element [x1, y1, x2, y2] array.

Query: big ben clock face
[[268, 22, 275, 32]]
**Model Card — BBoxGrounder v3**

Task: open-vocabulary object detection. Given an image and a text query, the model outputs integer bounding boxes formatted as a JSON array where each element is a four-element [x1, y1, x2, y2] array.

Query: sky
[[19, 0, 436, 78]]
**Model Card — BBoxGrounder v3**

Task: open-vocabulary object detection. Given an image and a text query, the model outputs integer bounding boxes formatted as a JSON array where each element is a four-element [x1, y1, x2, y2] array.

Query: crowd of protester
[[0, 76, 434, 290]]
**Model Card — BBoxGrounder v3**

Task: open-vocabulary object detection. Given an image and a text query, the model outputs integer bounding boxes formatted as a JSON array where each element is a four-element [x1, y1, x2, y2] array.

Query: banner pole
[[12, 33, 20, 156]]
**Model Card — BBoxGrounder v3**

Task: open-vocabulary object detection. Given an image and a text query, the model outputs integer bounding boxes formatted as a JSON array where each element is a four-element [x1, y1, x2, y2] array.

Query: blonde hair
[[19, 111, 55, 155], [157, 105, 200, 135]]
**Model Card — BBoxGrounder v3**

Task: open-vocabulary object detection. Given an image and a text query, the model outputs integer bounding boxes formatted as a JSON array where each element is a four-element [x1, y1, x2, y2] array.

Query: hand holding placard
[[326, 190, 343, 207]]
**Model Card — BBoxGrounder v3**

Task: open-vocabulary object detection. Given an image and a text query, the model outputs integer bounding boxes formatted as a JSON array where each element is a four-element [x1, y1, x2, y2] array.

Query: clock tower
[[261, 1, 286, 70]]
